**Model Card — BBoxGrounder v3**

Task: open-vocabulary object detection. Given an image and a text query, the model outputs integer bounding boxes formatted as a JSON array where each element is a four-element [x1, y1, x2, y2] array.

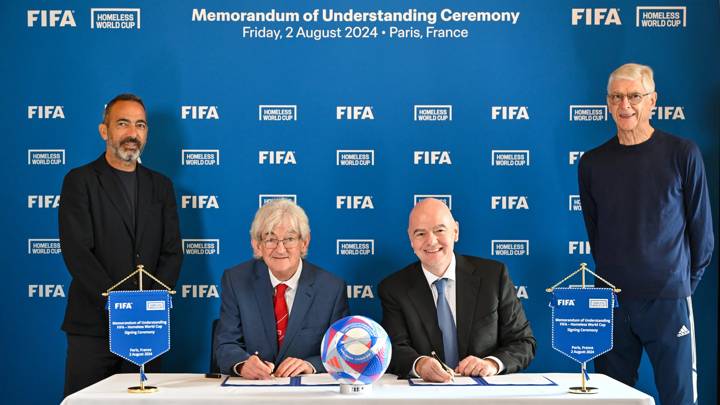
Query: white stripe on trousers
[[686, 296, 697, 404]]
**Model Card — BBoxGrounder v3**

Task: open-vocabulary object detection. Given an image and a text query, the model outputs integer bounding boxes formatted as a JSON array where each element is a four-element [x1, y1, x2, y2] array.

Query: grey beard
[[113, 144, 141, 162]]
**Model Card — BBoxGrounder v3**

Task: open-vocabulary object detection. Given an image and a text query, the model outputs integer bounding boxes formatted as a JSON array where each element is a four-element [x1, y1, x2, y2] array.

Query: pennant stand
[[546, 263, 620, 395], [103, 265, 176, 394]]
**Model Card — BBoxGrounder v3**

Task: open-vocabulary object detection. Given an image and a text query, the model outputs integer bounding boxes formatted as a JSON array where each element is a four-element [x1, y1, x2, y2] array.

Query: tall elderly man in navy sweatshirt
[[578, 63, 713, 405]]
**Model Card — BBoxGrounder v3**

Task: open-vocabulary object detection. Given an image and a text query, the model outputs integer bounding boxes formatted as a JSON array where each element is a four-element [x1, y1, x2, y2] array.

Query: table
[[62, 373, 655, 404]]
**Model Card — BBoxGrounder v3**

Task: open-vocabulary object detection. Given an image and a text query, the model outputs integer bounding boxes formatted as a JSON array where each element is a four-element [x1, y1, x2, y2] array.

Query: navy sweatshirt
[[578, 130, 714, 299]]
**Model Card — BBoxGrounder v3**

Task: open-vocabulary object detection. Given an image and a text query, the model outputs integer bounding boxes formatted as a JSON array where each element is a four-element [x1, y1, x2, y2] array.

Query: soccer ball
[[321, 315, 391, 385]]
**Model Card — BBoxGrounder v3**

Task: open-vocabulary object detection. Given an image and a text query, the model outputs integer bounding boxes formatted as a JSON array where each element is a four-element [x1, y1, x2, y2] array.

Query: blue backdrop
[[2, 1, 718, 404]]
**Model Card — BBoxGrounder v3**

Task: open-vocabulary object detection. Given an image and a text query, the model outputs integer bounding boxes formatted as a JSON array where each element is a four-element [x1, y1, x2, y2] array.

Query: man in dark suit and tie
[[214, 199, 349, 378], [379, 198, 535, 382], [59, 94, 183, 396]]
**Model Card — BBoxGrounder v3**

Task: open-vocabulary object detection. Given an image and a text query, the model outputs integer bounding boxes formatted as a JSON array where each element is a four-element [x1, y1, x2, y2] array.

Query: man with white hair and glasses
[[578, 63, 713, 404], [214, 199, 349, 379]]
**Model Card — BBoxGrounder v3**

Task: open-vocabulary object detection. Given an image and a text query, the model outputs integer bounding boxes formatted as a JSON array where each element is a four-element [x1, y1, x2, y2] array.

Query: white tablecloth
[[62, 373, 655, 405]]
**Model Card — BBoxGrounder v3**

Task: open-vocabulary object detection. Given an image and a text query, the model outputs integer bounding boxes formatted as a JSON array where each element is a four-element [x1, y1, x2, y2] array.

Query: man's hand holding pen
[[238, 352, 313, 380], [238, 353, 275, 380], [416, 356, 455, 383], [415, 352, 500, 382]]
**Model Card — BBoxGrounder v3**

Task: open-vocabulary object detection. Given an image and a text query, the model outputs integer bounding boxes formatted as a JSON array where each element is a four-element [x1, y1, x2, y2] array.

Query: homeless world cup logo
[[569, 105, 607, 122], [182, 149, 219, 166], [259, 105, 297, 121], [259, 194, 297, 207], [336, 239, 375, 256], [569, 195, 582, 211], [491, 240, 529, 256], [491, 150, 530, 167], [414, 194, 452, 210], [336, 150, 374, 166], [28, 149, 65, 165], [636, 6, 686, 28], [414, 105, 452, 122], [91, 8, 141, 29], [28, 239, 61, 255], [182, 239, 220, 255]]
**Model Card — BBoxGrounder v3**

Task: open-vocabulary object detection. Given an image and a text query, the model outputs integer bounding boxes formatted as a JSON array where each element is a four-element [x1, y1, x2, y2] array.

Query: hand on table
[[455, 355, 499, 377], [274, 357, 313, 377]]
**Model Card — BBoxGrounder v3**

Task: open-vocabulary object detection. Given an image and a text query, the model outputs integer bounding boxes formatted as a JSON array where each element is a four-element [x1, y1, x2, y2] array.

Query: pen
[[254, 351, 276, 376], [430, 351, 455, 382]]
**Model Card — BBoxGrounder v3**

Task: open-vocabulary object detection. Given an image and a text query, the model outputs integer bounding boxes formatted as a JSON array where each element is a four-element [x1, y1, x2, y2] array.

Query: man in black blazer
[[379, 198, 535, 382], [59, 94, 182, 396]]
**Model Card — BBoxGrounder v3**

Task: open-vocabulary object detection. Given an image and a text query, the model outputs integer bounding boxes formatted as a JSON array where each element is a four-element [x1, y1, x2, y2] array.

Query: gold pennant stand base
[[128, 385, 158, 393], [569, 386, 598, 394]]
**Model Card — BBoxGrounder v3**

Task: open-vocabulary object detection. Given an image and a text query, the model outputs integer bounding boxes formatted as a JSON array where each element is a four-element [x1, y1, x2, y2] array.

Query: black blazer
[[378, 254, 535, 377], [59, 154, 182, 336]]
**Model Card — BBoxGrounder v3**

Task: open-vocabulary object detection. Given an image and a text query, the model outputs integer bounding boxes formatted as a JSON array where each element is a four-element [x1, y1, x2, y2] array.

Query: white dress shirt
[[268, 261, 303, 314]]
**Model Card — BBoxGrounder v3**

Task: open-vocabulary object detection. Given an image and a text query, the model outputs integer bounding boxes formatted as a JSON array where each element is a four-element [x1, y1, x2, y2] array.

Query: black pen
[[254, 351, 276, 376], [430, 351, 456, 382]]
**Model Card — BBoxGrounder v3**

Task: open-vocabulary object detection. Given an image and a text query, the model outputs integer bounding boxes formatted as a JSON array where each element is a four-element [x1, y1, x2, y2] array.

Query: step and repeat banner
[[3, 1, 718, 403]]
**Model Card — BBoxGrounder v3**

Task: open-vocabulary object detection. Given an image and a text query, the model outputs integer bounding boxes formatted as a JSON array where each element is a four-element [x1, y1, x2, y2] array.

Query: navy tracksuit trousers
[[595, 297, 697, 405]]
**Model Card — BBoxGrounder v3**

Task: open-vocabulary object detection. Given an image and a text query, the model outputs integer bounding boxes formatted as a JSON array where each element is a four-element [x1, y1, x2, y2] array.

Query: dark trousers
[[595, 297, 696, 405], [64, 333, 162, 397]]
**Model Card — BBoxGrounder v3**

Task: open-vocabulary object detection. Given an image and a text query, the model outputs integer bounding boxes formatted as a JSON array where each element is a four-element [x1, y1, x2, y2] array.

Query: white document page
[[409, 376, 479, 385], [223, 376, 292, 386], [299, 373, 340, 385], [482, 374, 555, 385]]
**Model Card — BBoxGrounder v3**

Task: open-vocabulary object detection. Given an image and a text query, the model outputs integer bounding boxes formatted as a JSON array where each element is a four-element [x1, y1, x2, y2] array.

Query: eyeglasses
[[262, 236, 300, 249], [607, 92, 652, 105]]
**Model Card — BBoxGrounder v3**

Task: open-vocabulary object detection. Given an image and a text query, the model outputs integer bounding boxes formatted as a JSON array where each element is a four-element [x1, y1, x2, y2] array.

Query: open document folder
[[222, 373, 341, 387], [410, 374, 557, 386]]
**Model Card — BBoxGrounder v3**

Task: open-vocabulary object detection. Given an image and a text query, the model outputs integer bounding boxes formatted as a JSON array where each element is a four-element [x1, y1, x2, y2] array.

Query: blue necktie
[[434, 278, 458, 368]]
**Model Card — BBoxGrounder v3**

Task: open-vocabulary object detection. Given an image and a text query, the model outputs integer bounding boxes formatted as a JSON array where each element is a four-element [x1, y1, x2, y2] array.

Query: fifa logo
[[181, 195, 219, 209], [569, 241, 591, 255], [181, 105, 219, 119], [569, 151, 585, 165], [491, 106, 529, 120], [336, 106, 374, 120], [181, 285, 220, 298], [28, 106, 64, 119], [28, 195, 60, 208], [259, 151, 296, 165], [413, 151, 451, 165], [336, 196, 374, 209], [28, 284, 65, 297], [651, 107, 685, 120], [27, 10, 76, 27], [347, 285, 374, 299], [571, 8, 621, 25], [491, 196, 529, 210]]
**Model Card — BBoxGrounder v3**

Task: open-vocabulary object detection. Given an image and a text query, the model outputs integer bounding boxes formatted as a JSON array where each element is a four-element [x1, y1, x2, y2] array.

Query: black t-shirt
[[111, 167, 137, 226]]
